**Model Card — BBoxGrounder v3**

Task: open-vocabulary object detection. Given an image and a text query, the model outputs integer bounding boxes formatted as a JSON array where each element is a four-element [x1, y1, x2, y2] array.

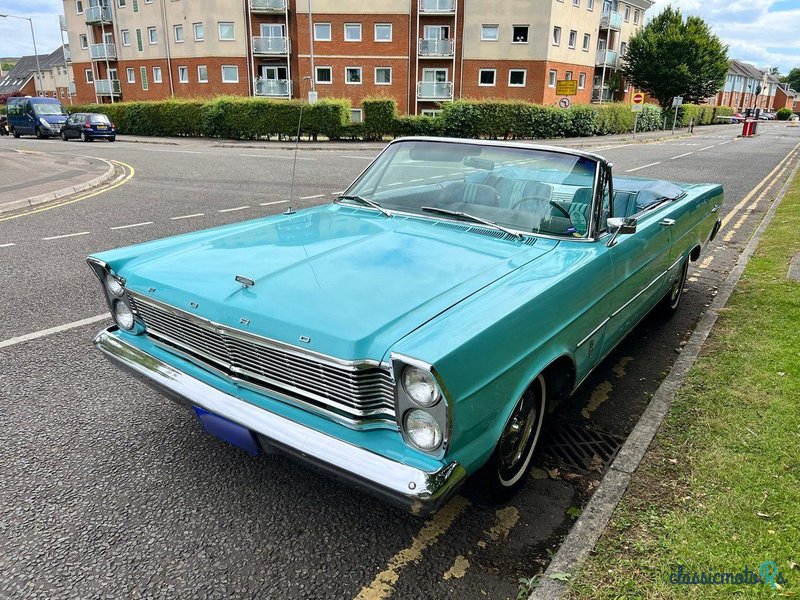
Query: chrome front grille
[[129, 294, 396, 428]]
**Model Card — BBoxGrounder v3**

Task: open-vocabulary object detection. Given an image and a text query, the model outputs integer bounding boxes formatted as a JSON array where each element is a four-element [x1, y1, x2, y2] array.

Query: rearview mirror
[[607, 217, 637, 247]]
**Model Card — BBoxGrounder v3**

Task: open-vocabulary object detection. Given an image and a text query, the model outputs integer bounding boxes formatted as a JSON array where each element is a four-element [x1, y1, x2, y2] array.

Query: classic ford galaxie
[[89, 138, 722, 515]]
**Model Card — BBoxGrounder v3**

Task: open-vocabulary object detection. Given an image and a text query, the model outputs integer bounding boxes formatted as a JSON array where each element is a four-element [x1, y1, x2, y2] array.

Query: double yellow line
[[0, 159, 135, 223]]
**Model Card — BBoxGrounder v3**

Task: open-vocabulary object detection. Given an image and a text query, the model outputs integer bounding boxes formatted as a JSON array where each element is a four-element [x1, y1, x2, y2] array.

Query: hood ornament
[[235, 275, 255, 288]]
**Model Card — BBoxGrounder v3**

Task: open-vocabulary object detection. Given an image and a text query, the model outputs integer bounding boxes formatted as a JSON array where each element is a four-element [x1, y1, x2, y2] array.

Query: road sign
[[632, 103, 644, 112], [671, 96, 683, 108], [558, 97, 571, 109], [556, 80, 578, 96], [632, 92, 645, 105]]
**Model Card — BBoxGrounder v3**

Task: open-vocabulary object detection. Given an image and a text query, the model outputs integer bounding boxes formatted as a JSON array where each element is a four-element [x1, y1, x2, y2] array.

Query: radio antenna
[[286, 85, 310, 215]]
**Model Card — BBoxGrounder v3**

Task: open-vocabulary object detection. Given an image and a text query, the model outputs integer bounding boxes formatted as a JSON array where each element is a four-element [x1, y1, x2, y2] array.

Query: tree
[[622, 6, 729, 107], [781, 68, 800, 91]]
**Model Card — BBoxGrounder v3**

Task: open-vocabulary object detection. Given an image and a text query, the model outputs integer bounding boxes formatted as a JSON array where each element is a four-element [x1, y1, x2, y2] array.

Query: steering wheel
[[548, 200, 572, 220], [509, 196, 551, 211]]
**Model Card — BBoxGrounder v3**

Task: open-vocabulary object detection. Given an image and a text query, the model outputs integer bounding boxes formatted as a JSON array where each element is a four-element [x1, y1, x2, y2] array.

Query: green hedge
[[68, 97, 350, 140], [777, 108, 792, 120]]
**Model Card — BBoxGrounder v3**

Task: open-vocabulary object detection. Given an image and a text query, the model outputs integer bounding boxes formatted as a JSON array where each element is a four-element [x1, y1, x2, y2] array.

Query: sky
[[0, 0, 798, 75]]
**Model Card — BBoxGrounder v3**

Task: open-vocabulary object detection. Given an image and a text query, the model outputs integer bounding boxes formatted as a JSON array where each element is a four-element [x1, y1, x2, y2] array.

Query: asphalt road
[[2, 123, 799, 599]]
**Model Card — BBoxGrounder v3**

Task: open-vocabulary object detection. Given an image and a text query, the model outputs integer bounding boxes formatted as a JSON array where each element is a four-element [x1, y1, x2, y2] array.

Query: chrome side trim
[[576, 317, 611, 349], [94, 328, 466, 516], [610, 256, 683, 318]]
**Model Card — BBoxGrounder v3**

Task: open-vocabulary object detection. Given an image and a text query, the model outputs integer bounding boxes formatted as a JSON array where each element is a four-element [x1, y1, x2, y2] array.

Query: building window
[[552, 27, 561, 46], [620, 41, 627, 57], [221, 65, 239, 83], [144, 0, 153, 4], [481, 24, 499, 41], [345, 66, 362, 84], [140, 67, 148, 90], [578, 72, 586, 89], [375, 23, 392, 42], [136, 28, 143, 51], [633, 9, 640, 24], [315, 66, 332, 84], [193, 22, 204, 41], [587, 0, 594, 9], [375, 67, 392, 85], [583, 33, 590, 51], [76, 0, 84, 14], [79, 34, 88, 49], [147, 27, 157, 44], [350, 109, 362, 123], [314, 22, 331, 41], [624, 5, 630, 21], [218, 22, 235, 41], [197, 65, 208, 83], [126, 67, 135, 83], [174, 24, 184, 43], [118, 0, 126, 6], [121, 29, 131, 46], [85, 69, 93, 83], [344, 23, 361, 42], [565, 71, 573, 80], [479, 69, 496, 86], [548, 69, 557, 87], [152, 66, 162, 83], [568, 30, 577, 48], [512, 25, 529, 43], [509, 69, 526, 87], [421, 109, 441, 117], [572, 0, 580, 5], [178, 66, 188, 83]]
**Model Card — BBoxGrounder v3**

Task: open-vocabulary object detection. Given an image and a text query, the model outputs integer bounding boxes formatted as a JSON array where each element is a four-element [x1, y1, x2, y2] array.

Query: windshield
[[345, 140, 598, 238], [34, 103, 68, 116], [89, 114, 110, 123]]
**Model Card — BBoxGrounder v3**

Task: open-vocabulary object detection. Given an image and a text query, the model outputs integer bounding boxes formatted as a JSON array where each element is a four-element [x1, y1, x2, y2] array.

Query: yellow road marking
[[354, 496, 469, 600], [442, 555, 470, 580], [0, 160, 135, 223], [487, 506, 520, 542], [699, 255, 715, 269], [722, 161, 791, 243], [582, 381, 613, 419], [612, 356, 634, 378]]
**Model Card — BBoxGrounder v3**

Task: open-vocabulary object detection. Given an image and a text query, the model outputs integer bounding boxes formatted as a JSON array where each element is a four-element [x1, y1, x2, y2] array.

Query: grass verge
[[565, 172, 800, 598]]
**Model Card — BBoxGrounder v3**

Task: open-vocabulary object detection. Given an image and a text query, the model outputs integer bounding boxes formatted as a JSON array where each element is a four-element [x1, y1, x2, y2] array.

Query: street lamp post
[[0, 14, 44, 95]]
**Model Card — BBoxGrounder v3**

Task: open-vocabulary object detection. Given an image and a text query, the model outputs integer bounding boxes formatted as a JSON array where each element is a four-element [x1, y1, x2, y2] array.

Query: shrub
[[392, 115, 442, 137], [362, 98, 397, 140], [777, 108, 792, 121]]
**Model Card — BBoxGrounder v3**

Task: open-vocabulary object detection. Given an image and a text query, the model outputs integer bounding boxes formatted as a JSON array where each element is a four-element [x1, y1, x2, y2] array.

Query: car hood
[[100, 205, 557, 361], [40, 115, 67, 124]]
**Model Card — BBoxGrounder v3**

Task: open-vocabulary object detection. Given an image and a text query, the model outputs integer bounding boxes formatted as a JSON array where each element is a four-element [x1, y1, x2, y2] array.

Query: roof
[[728, 59, 764, 81], [39, 46, 69, 71], [0, 46, 68, 96]]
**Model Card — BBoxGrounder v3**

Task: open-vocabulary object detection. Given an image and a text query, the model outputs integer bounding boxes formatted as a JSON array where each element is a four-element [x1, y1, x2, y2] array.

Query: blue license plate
[[193, 406, 260, 456]]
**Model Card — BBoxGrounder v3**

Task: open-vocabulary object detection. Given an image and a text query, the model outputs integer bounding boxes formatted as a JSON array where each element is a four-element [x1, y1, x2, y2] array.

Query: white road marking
[[239, 153, 314, 161], [625, 161, 661, 173], [717, 140, 732, 146], [698, 145, 717, 152], [147, 149, 202, 154], [330, 191, 345, 195], [670, 152, 694, 160], [218, 205, 251, 213], [259, 200, 289, 206], [341, 155, 374, 160], [110, 221, 153, 230], [0, 313, 110, 349], [0, 243, 16, 248], [300, 194, 325, 200], [42, 231, 91, 240], [170, 213, 205, 220]]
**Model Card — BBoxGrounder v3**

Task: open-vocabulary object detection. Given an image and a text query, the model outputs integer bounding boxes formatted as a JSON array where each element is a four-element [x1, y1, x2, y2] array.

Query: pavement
[[1, 122, 799, 599]]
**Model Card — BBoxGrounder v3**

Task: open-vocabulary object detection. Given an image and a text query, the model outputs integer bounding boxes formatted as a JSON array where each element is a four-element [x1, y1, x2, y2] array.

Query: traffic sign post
[[671, 96, 683, 134], [631, 93, 645, 139], [558, 97, 571, 109], [555, 80, 578, 96]]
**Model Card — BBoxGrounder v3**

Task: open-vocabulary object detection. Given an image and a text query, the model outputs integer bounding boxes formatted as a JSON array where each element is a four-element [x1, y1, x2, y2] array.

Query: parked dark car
[[61, 112, 116, 142]]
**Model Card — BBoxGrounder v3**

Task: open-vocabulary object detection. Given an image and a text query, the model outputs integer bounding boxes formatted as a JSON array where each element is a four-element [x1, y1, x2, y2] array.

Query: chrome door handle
[[660, 218, 675, 227], [711, 204, 721, 213]]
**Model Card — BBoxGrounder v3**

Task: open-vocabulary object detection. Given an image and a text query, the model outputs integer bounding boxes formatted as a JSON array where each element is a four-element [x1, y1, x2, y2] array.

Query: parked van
[[7, 97, 69, 139]]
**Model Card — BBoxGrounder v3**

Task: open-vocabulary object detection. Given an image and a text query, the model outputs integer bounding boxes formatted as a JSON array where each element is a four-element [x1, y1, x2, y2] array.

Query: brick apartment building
[[62, 0, 652, 117], [714, 59, 797, 113], [0, 47, 73, 102]]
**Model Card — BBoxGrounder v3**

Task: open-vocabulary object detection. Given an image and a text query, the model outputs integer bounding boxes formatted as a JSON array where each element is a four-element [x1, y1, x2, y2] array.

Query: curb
[[531, 151, 800, 599], [0, 157, 117, 215]]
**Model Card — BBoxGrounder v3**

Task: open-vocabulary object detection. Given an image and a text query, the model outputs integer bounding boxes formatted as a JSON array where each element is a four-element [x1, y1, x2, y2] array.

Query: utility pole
[[307, 0, 317, 102], [0, 14, 44, 95]]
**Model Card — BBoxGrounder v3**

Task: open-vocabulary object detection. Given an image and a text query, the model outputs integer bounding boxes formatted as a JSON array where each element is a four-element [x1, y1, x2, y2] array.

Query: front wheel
[[657, 257, 689, 318], [12, 128, 20, 138], [35, 127, 45, 139], [474, 374, 546, 503], [61, 131, 68, 141], [108, 136, 116, 142]]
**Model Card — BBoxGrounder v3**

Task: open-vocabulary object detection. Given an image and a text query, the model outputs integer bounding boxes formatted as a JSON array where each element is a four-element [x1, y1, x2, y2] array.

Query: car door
[[64, 114, 76, 138], [22, 100, 36, 134]]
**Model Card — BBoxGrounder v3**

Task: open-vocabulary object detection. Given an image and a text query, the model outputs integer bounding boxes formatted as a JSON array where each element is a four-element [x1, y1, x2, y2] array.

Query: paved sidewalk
[[0, 147, 113, 213]]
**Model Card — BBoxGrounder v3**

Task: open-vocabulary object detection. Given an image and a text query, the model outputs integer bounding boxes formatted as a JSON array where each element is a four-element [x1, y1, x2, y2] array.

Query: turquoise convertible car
[[89, 138, 722, 515]]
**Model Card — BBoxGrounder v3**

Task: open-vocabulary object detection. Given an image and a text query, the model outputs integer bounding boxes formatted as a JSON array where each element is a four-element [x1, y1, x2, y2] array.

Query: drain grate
[[538, 421, 625, 474]]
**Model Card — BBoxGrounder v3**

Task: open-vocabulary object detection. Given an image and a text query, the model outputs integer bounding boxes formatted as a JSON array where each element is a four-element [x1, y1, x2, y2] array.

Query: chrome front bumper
[[93, 328, 466, 515]]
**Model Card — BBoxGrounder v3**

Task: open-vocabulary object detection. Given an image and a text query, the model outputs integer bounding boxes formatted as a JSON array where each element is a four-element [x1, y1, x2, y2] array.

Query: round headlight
[[113, 300, 135, 330], [401, 366, 440, 407], [104, 272, 125, 297], [404, 409, 443, 451]]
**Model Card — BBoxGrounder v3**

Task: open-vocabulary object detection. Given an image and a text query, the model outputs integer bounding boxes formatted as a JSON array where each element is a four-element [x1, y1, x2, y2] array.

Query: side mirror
[[607, 217, 637, 247]]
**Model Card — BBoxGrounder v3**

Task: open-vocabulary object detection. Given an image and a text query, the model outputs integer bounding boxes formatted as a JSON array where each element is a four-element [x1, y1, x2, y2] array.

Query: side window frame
[[593, 161, 613, 237]]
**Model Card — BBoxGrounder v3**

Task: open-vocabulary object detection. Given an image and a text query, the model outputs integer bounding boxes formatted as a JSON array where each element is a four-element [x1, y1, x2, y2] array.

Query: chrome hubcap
[[499, 394, 537, 471]]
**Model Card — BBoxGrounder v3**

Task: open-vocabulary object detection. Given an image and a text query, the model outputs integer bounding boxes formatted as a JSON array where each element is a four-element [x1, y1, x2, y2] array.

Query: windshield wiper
[[335, 195, 391, 218], [421, 207, 523, 239]]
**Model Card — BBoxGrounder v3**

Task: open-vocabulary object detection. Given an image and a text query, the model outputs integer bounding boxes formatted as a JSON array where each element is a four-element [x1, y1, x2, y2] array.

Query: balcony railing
[[253, 36, 289, 55], [418, 38, 455, 57], [600, 11, 622, 30], [596, 49, 619, 67], [419, 0, 456, 13], [417, 81, 453, 100], [255, 78, 291, 97], [94, 78, 121, 96], [68, 82, 77, 95], [90, 43, 117, 61], [63, 48, 71, 62], [59, 14, 67, 30], [250, 0, 287, 11], [85, 5, 112, 24]]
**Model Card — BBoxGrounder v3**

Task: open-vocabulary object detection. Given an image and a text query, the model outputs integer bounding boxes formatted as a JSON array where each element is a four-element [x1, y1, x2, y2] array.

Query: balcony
[[253, 36, 289, 55], [255, 78, 291, 97], [85, 5, 112, 24], [418, 38, 455, 57], [250, 0, 287, 11], [419, 0, 456, 14], [59, 14, 67, 30], [600, 10, 622, 31], [417, 81, 453, 100], [94, 78, 121, 96], [63, 47, 71, 62], [596, 49, 619, 67], [90, 43, 117, 61]]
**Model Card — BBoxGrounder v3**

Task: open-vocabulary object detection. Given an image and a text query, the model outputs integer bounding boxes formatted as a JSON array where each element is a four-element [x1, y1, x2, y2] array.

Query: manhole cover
[[538, 421, 625, 474]]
